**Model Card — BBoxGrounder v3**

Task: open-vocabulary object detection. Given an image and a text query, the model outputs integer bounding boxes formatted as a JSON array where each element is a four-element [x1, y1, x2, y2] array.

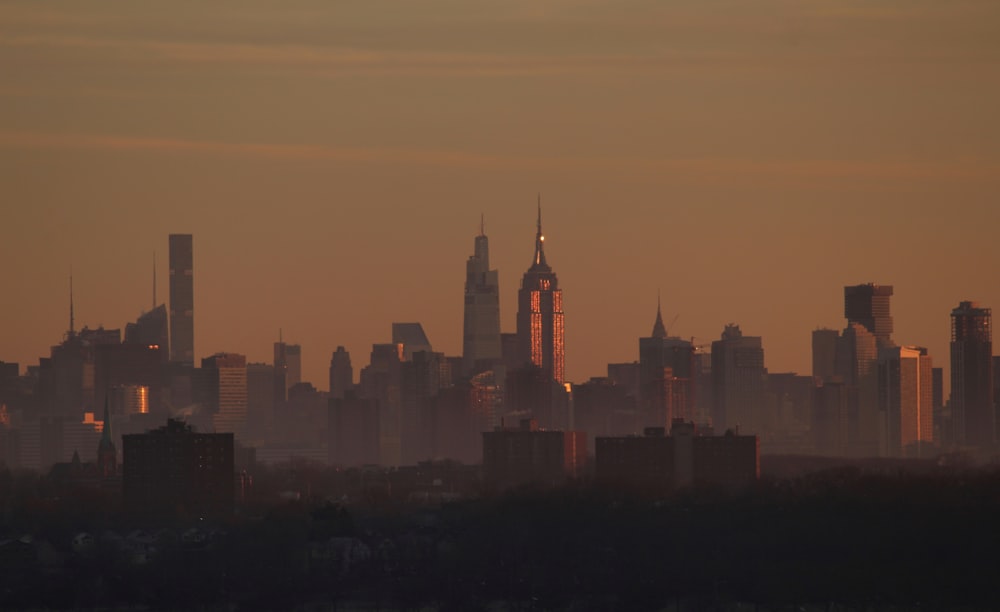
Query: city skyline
[[2, 1, 999, 391]]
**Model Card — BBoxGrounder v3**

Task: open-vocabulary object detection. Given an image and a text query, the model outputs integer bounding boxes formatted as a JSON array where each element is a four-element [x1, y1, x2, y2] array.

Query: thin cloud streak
[[2, 131, 997, 184]]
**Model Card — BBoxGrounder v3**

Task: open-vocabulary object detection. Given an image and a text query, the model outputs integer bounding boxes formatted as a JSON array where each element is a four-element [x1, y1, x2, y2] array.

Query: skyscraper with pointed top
[[462, 215, 502, 376], [97, 397, 117, 477], [516, 201, 565, 383], [639, 296, 695, 424]]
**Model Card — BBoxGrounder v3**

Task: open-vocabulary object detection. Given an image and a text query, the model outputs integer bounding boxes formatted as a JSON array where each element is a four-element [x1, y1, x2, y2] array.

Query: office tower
[[328, 346, 353, 399], [400, 349, 446, 464], [950, 302, 994, 448], [835, 322, 879, 456], [202, 353, 248, 439], [878, 346, 933, 457], [273, 339, 301, 395], [711, 324, 765, 434], [359, 343, 403, 465], [168, 234, 194, 365], [844, 284, 894, 348], [814, 380, 849, 456], [122, 419, 234, 517], [124, 304, 169, 362], [516, 204, 565, 383], [607, 362, 641, 400], [812, 328, 840, 381], [246, 363, 275, 442], [95, 343, 163, 415], [392, 323, 432, 361], [639, 299, 695, 423], [462, 218, 502, 376]]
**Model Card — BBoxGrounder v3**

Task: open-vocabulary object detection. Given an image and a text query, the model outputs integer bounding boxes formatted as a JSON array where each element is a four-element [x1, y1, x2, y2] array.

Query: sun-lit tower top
[[531, 196, 550, 272], [516, 199, 565, 383]]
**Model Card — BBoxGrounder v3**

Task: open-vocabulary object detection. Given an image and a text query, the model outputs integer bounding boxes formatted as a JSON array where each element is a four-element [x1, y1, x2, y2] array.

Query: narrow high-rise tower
[[168, 234, 194, 365], [516, 201, 565, 383], [950, 301, 994, 448], [462, 215, 502, 375]]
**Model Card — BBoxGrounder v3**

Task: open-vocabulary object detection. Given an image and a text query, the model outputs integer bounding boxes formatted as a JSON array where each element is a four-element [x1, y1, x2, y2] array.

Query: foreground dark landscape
[[2, 458, 998, 611]]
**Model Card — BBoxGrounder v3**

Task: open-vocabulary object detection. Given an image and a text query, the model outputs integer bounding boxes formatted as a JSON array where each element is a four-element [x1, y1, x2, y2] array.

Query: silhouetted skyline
[[2, 1, 999, 390]]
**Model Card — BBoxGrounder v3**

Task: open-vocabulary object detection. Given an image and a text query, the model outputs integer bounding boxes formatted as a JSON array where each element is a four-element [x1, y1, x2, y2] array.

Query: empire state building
[[516, 203, 565, 383]]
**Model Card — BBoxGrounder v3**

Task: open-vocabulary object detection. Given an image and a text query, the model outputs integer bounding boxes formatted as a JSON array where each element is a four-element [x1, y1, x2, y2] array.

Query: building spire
[[532, 195, 548, 269], [652, 290, 667, 339], [152, 251, 157, 309], [69, 272, 75, 336], [480, 213, 485, 237]]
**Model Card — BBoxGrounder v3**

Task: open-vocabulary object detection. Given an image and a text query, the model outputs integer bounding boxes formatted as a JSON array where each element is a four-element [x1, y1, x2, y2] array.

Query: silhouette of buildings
[[392, 323, 432, 361], [711, 324, 765, 435], [516, 204, 565, 384], [836, 321, 880, 457], [482, 418, 585, 489], [328, 346, 353, 400], [844, 283, 894, 348], [462, 218, 502, 376], [595, 419, 759, 490], [168, 234, 194, 365], [360, 343, 403, 465], [246, 363, 275, 442], [329, 392, 380, 466], [949, 301, 993, 448], [878, 346, 934, 457], [97, 400, 117, 478], [122, 419, 234, 517]]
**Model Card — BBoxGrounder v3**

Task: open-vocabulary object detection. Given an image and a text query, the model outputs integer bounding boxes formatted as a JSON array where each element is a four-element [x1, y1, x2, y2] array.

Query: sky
[[2, 0, 999, 391]]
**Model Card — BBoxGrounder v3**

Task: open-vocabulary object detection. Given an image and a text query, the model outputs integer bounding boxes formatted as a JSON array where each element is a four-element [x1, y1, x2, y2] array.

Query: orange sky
[[2, 1, 999, 390]]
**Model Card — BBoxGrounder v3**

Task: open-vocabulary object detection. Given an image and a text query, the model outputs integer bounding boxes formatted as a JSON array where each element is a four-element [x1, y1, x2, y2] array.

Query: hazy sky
[[2, 0, 999, 390]]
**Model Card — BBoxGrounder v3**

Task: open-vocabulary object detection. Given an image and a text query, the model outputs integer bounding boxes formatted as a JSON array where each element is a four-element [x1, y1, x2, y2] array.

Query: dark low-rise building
[[122, 419, 233, 518], [482, 418, 586, 490], [596, 419, 759, 490]]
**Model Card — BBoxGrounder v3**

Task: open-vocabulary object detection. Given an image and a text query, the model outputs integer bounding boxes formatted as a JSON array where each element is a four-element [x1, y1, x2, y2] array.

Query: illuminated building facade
[[516, 204, 565, 384], [462, 218, 502, 376], [950, 301, 994, 448], [878, 346, 934, 457]]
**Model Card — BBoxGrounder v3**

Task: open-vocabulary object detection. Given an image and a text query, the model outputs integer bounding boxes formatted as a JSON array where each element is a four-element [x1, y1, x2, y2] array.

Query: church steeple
[[652, 292, 667, 339]]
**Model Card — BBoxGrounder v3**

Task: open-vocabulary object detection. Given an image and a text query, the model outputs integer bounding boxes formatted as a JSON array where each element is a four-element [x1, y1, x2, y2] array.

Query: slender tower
[[462, 215, 502, 375], [169, 234, 194, 365], [950, 301, 993, 448], [516, 199, 565, 383]]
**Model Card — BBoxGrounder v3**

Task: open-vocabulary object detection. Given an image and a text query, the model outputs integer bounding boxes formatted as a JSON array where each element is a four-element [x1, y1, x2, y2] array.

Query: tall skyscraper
[[878, 346, 933, 457], [168, 234, 194, 365], [516, 203, 565, 384], [203, 353, 248, 440], [328, 346, 353, 399], [950, 301, 994, 448], [844, 284, 894, 348], [273, 338, 301, 395], [711, 324, 765, 434], [811, 328, 839, 381], [462, 217, 502, 376], [639, 298, 695, 424], [835, 322, 879, 457]]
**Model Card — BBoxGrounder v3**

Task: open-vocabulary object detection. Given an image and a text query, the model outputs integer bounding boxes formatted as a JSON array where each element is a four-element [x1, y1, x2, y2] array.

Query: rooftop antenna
[[152, 252, 157, 309], [69, 272, 75, 336], [480, 213, 485, 236]]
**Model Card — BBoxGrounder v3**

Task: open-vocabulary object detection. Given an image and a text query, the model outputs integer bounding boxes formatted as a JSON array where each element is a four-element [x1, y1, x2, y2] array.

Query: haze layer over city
[[3, 1, 999, 389]]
